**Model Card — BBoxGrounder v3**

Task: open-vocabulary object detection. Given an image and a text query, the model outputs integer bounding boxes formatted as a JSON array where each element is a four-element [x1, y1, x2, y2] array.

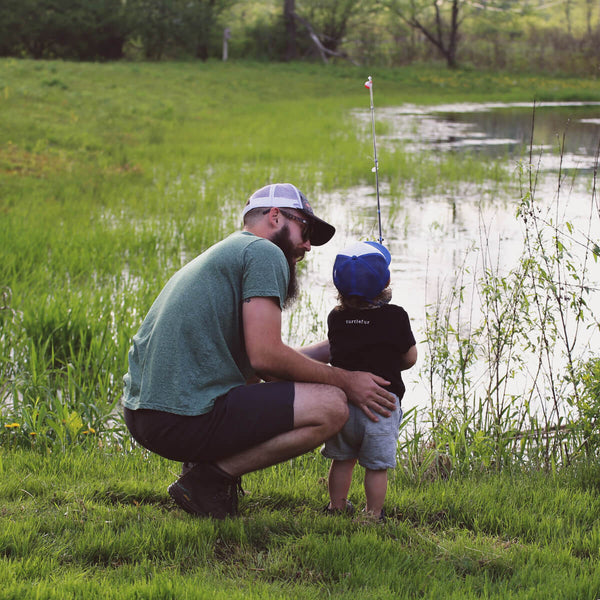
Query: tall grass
[[2, 58, 600, 599], [413, 129, 600, 473], [1, 59, 600, 457]]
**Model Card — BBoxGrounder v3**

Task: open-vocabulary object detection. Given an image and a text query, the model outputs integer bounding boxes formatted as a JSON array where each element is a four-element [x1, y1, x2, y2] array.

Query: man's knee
[[293, 383, 348, 432], [327, 386, 349, 425]]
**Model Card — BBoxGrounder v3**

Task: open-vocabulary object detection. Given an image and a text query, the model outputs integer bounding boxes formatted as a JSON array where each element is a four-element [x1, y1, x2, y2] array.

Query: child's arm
[[398, 344, 418, 371], [298, 340, 331, 363]]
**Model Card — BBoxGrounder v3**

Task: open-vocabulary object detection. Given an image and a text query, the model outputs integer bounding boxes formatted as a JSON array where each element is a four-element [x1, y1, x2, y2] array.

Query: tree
[[0, 0, 128, 60], [128, 0, 176, 60], [303, 0, 367, 53], [128, 0, 232, 60], [284, 0, 298, 60], [284, 0, 365, 63], [381, 0, 463, 68], [180, 0, 234, 61]]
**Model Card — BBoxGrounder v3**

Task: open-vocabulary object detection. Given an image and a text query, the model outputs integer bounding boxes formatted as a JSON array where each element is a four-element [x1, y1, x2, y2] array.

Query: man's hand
[[243, 298, 395, 422], [341, 371, 396, 422]]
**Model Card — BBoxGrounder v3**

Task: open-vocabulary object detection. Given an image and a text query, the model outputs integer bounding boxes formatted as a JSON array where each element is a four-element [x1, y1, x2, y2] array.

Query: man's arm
[[243, 297, 396, 421]]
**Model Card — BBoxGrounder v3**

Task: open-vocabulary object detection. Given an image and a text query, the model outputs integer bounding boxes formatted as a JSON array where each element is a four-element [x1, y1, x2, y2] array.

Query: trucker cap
[[333, 241, 391, 300], [242, 183, 335, 246]]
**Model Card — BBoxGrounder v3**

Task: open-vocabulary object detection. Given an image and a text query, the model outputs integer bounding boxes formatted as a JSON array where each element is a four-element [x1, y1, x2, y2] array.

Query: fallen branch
[[292, 12, 359, 66]]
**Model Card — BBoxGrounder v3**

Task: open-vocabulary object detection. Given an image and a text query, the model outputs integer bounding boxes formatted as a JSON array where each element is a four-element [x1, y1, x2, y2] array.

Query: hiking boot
[[180, 461, 197, 477], [168, 463, 242, 519]]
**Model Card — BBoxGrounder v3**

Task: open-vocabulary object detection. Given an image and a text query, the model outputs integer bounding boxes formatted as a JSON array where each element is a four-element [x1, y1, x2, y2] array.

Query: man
[[122, 183, 396, 519]]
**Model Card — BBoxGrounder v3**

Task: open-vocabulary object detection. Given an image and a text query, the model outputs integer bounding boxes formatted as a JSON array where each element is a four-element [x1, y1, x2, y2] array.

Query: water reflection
[[377, 101, 600, 168], [287, 102, 600, 419]]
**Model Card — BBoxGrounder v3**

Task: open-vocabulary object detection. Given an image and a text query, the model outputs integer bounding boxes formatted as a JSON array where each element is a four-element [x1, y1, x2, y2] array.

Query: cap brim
[[308, 215, 336, 246]]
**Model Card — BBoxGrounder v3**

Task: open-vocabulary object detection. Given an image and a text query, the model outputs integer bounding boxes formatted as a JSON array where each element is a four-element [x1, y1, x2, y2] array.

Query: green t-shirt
[[122, 231, 289, 416]]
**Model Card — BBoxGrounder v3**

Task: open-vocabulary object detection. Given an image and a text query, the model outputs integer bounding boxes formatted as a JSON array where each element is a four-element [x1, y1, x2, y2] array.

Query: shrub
[[0, 0, 129, 60]]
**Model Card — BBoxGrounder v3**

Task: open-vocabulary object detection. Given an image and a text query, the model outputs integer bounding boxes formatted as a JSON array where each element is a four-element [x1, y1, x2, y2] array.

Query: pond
[[381, 101, 600, 166], [286, 102, 600, 421]]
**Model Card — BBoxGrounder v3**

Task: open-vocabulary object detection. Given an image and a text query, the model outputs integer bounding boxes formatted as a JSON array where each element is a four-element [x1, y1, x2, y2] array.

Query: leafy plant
[[419, 114, 600, 472]]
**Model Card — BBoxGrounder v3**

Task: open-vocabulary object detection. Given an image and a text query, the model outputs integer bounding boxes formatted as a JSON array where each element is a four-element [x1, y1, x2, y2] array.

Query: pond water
[[381, 101, 600, 166], [286, 102, 600, 420]]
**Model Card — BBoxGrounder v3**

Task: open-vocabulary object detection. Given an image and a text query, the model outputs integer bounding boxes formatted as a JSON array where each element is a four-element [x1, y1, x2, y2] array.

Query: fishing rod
[[365, 75, 383, 244]]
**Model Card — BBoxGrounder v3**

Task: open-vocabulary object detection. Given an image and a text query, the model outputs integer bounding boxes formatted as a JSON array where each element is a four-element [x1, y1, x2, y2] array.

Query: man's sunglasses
[[263, 208, 312, 242]]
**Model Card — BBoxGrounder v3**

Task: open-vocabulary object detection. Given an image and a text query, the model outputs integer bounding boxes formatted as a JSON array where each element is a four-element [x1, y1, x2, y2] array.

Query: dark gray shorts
[[321, 396, 402, 470], [123, 381, 295, 463]]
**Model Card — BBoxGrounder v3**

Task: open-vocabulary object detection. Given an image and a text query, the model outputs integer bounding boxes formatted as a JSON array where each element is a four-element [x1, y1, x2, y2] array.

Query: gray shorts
[[321, 396, 402, 470]]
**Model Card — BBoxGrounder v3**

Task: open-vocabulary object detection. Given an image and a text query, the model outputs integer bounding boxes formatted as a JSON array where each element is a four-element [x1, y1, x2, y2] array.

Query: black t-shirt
[[327, 303, 416, 401]]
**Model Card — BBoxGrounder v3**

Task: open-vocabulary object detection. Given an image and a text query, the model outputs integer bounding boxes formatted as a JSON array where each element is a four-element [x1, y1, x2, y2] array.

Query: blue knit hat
[[333, 241, 391, 300]]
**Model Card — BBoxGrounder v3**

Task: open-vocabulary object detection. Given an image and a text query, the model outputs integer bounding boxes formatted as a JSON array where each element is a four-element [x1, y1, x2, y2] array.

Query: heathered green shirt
[[122, 231, 289, 416]]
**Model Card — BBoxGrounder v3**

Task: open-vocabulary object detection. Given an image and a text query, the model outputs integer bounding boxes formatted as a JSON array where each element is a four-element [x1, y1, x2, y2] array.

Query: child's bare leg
[[328, 459, 357, 509], [364, 468, 388, 515]]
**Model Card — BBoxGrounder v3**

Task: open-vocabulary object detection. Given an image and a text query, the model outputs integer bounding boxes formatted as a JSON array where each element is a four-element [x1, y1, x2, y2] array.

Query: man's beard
[[271, 224, 301, 308]]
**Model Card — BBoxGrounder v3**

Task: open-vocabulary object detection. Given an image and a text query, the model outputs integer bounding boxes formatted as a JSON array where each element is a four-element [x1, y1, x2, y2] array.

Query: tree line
[[1, 0, 599, 74]]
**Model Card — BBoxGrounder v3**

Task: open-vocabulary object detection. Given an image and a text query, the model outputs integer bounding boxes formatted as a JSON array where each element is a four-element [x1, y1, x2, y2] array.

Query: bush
[[126, 0, 232, 60], [231, 14, 288, 62], [571, 357, 600, 458], [0, 0, 129, 60]]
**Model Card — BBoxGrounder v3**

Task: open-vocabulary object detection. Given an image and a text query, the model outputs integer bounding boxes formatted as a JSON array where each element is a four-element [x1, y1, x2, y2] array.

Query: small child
[[322, 241, 417, 521]]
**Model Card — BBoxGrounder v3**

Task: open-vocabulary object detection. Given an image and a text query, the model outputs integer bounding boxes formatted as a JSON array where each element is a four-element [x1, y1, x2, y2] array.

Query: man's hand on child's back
[[340, 371, 396, 422]]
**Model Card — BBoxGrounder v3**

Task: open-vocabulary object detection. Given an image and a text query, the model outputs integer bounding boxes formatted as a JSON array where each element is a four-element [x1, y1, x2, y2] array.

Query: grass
[[0, 58, 562, 447], [2, 58, 600, 596], [3, 447, 600, 598]]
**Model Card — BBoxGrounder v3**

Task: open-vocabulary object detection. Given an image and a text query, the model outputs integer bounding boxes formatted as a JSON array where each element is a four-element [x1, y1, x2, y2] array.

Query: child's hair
[[335, 286, 392, 311]]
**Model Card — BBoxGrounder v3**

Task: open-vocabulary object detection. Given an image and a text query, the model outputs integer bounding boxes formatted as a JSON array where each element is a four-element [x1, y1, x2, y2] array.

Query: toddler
[[322, 241, 417, 521]]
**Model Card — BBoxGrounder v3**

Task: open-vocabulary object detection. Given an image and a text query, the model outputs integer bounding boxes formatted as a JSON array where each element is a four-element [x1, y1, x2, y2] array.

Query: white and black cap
[[242, 183, 335, 246]]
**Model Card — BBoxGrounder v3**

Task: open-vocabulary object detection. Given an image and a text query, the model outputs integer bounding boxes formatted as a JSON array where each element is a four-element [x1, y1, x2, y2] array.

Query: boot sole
[[168, 480, 236, 519], [168, 481, 207, 516]]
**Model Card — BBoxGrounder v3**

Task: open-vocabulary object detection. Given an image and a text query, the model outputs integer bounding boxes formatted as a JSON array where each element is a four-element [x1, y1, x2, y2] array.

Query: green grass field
[[2, 59, 600, 598], [3, 448, 600, 598]]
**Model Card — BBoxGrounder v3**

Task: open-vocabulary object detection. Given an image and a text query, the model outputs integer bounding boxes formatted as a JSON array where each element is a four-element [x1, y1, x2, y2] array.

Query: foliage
[[126, 0, 233, 60], [0, 0, 599, 73], [382, 0, 462, 68], [301, 0, 370, 53], [1, 60, 600, 465], [0, 0, 129, 60], [570, 356, 600, 457], [1, 57, 600, 598], [230, 12, 288, 61], [0, 287, 127, 451], [417, 125, 600, 473]]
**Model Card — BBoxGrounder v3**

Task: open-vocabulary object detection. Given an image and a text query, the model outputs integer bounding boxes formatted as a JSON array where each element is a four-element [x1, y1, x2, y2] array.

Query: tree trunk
[[447, 0, 459, 68], [284, 0, 297, 60], [585, 0, 593, 35], [390, 0, 462, 69]]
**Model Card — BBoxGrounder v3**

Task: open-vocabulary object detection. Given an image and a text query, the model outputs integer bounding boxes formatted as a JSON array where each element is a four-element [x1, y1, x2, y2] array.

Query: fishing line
[[365, 75, 383, 244]]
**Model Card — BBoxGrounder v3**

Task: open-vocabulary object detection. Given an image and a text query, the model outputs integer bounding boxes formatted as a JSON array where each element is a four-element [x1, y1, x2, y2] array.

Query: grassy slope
[[2, 59, 600, 598]]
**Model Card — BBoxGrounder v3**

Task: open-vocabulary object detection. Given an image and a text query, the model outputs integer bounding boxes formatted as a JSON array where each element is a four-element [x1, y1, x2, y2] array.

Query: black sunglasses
[[263, 208, 312, 242]]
